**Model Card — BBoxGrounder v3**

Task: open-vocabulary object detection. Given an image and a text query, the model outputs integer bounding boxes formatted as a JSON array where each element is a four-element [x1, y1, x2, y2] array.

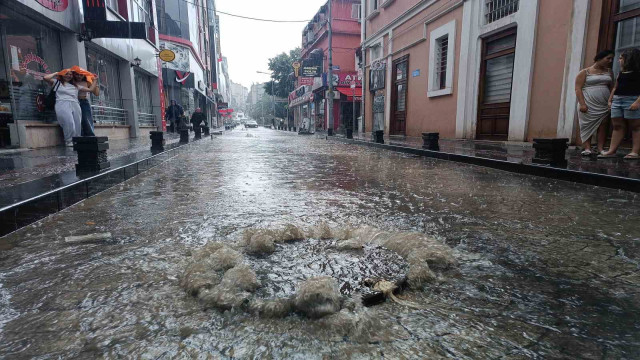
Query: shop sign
[[292, 61, 301, 77], [36, 0, 69, 12], [295, 86, 306, 98], [323, 72, 362, 88], [298, 77, 314, 86], [373, 95, 385, 113], [159, 49, 176, 62], [160, 42, 189, 71], [176, 71, 191, 85], [371, 60, 386, 70], [18, 53, 50, 80], [301, 58, 322, 77], [290, 92, 313, 107]]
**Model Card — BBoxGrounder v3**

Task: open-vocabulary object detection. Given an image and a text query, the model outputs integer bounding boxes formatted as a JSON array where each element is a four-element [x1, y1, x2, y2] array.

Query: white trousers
[[55, 100, 82, 142]]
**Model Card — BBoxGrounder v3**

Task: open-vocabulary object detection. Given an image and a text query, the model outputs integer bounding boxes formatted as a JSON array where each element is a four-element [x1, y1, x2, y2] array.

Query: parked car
[[245, 120, 258, 128]]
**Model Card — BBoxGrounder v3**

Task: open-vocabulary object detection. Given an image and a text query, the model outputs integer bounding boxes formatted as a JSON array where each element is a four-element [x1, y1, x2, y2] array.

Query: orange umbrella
[[69, 66, 97, 85]]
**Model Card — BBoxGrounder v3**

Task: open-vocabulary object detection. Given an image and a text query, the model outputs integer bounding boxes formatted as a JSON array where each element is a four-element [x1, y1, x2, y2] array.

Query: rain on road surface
[[0, 128, 638, 359]]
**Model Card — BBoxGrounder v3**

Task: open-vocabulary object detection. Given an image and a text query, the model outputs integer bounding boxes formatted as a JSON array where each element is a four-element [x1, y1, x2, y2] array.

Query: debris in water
[[294, 277, 341, 318], [64, 232, 112, 244]]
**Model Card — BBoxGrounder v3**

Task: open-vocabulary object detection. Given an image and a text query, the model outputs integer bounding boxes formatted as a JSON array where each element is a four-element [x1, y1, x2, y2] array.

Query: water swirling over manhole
[[180, 224, 458, 320], [247, 239, 409, 301]]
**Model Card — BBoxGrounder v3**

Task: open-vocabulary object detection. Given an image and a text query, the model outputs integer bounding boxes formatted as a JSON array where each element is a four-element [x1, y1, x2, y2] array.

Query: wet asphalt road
[[0, 128, 639, 359]]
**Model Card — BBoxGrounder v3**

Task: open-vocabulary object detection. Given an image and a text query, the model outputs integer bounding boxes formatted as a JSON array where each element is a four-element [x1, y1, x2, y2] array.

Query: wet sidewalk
[[337, 132, 640, 180], [0, 133, 182, 187]]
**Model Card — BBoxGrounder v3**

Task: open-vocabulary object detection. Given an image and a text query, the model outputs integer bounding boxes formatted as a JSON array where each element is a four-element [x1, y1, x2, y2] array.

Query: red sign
[[36, 0, 69, 12], [157, 58, 166, 131], [298, 77, 314, 86]]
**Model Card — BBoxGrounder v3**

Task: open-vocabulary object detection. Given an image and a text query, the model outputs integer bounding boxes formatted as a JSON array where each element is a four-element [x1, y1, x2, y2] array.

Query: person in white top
[[44, 69, 97, 147]]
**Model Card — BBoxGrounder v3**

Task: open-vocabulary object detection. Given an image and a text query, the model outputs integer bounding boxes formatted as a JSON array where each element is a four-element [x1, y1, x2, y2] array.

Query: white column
[[557, 0, 590, 141], [508, 0, 540, 141], [151, 76, 163, 130], [119, 62, 140, 137]]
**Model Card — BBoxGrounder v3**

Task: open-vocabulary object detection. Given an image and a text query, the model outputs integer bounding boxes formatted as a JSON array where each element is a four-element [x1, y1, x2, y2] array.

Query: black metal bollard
[[374, 130, 384, 144], [73, 136, 110, 173], [293, 127, 297, 132], [532, 138, 569, 167], [179, 128, 189, 143], [194, 125, 202, 140], [328, 128, 334, 136], [421, 132, 440, 151], [346, 128, 353, 139], [150, 131, 164, 151], [202, 126, 210, 136]]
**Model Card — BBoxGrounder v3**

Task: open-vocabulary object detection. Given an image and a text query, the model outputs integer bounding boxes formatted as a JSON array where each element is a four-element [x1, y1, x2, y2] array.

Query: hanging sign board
[[159, 49, 176, 62], [292, 61, 301, 77]]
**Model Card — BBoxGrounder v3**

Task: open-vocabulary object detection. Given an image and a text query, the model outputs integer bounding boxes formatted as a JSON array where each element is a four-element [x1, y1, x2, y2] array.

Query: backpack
[[44, 80, 61, 110]]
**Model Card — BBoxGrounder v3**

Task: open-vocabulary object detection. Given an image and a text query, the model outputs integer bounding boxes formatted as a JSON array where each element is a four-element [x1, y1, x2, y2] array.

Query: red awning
[[336, 87, 362, 101]]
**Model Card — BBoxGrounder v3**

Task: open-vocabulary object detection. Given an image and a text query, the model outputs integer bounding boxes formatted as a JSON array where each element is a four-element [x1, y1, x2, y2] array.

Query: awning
[[336, 87, 362, 101]]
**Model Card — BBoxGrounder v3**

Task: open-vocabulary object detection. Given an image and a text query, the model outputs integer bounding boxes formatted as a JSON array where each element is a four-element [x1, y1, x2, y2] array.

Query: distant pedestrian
[[44, 69, 98, 147], [71, 66, 99, 137], [190, 108, 206, 129], [601, 49, 640, 159], [165, 99, 184, 133], [575, 50, 614, 156]]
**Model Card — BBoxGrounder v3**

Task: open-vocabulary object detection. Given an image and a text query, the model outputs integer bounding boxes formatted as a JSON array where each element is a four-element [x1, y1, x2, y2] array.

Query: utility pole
[[327, 0, 334, 136], [271, 80, 275, 127]]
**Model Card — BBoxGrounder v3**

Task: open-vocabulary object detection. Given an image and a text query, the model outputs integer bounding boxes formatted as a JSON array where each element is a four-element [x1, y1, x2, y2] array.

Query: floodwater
[[0, 128, 639, 359]]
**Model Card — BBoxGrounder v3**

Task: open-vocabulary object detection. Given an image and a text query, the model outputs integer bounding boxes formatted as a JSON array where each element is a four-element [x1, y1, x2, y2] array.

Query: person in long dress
[[575, 50, 614, 156]]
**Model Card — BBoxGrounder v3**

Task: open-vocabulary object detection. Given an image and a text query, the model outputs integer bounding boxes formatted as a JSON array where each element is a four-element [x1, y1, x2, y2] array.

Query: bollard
[[73, 136, 110, 173], [150, 131, 165, 151], [179, 128, 189, 143], [346, 128, 353, 139], [194, 125, 202, 140], [374, 130, 384, 144], [203, 126, 210, 136], [293, 127, 297, 132], [421, 132, 439, 151], [532, 138, 569, 167], [328, 128, 334, 136]]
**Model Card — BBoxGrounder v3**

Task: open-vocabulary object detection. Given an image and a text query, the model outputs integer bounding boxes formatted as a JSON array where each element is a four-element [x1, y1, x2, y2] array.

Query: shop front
[[322, 71, 362, 133], [288, 85, 313, 132], [0, 4, 63, 147]]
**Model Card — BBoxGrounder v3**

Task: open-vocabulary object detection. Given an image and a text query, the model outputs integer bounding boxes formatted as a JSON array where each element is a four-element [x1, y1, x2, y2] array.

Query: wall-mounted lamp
[[131, 57, 142, 67]]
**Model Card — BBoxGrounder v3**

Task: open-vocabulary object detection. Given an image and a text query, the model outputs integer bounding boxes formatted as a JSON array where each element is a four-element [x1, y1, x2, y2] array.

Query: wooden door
[[391, 55, 409, 135], [476, 30, 516, 140]]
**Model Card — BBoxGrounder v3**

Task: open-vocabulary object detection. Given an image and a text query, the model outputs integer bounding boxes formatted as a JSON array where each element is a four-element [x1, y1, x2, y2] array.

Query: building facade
[[360, 0, 637, 145], [1, 0, 163, 148], [289, 0, 362, 133]]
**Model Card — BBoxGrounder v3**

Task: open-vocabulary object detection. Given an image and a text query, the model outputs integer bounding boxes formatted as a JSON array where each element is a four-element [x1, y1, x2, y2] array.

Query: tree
[[264, 48, 301, 99]]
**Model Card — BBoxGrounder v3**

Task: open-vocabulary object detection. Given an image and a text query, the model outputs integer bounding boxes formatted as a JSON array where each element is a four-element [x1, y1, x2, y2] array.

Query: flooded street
[[0, 128, 639, 359]]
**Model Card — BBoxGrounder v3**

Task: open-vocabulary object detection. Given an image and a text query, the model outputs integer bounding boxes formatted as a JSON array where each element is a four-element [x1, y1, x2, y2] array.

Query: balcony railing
[[92, 105, 128, 125], [485, 0, 519, 24], [138, 112, 156, 127]]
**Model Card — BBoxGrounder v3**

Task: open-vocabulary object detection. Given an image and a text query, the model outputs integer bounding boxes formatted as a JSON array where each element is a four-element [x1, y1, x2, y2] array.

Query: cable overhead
[[216, 10, 311, 23]]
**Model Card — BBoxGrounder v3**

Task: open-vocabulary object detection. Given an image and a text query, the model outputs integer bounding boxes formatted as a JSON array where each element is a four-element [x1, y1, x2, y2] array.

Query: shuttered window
[[483, 54, 515, 104]]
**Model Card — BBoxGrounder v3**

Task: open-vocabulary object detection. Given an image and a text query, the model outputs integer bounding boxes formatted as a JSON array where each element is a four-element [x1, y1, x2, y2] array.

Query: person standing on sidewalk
[[601, 49, 640, 160], [190, 108, 206, 130], [575, 50, 614, 156], [165, 100, 184, 133], [44, 69, 98, 147], [72, 66, 99, 137]]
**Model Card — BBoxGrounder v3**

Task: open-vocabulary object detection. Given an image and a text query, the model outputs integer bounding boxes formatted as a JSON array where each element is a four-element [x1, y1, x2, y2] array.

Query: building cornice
[[363, 0, 437, 46]]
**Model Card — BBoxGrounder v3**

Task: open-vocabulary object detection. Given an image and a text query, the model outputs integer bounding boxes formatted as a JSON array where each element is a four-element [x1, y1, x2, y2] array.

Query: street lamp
[[257, 71, 276, 128]]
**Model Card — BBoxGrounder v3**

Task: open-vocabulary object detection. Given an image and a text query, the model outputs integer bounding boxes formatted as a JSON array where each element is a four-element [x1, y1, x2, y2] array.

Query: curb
[[330, 137, 640, 193]]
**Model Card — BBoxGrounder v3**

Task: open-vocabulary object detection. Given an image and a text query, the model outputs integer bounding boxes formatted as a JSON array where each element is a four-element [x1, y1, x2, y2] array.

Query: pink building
[[361, 0, 637, 146], [289, 0, 361, 132]]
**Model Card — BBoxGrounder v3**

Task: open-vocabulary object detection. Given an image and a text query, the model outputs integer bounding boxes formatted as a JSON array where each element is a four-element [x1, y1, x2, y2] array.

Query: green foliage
[[264, 48, 301, 98]]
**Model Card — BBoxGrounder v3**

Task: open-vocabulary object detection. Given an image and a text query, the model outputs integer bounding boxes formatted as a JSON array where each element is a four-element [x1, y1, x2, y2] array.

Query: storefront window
[[86, 46, 123, 109], [134, 71, 153, 114], [1, 5, 62, 123]]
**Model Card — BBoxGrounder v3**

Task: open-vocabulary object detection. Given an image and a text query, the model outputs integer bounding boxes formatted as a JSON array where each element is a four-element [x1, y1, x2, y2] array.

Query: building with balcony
[[289, 0, 362, 132], [361, 0, 636, 145], [1, 0, 164, 148]]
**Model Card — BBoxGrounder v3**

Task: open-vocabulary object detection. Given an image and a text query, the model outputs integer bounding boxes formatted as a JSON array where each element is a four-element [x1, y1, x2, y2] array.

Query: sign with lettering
[[301, 58, 322, 77], [324, 72, 362, 88], [36, 0, 69, 12], [412, 69, 420, 77], [298, 77, 314, 86]]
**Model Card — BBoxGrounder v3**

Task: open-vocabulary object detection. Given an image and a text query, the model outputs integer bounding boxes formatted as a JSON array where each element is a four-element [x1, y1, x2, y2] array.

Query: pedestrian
[[600, 48, 640, 159], [575, 50, 614, 156], [190, 107, 206, 129], [165, 99, 184, 133], [44, 69, 98, 147], [71, 66, 99, 137]]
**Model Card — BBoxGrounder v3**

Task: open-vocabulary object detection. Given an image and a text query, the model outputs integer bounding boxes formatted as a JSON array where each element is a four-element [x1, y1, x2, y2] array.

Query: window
[[435, 36, 448, 90], [620, 0, 640, 12], [351, 4, 362, 20], [86, 46, 123, 109], [370, 43, 382, 61], [484, 0, 519, 24], [371, 0, 378, 12], [428, 20, 456, 97]]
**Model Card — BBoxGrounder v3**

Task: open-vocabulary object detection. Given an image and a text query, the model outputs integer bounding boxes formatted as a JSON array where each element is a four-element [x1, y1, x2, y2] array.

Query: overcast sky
[[216, 0, 327, 89]]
